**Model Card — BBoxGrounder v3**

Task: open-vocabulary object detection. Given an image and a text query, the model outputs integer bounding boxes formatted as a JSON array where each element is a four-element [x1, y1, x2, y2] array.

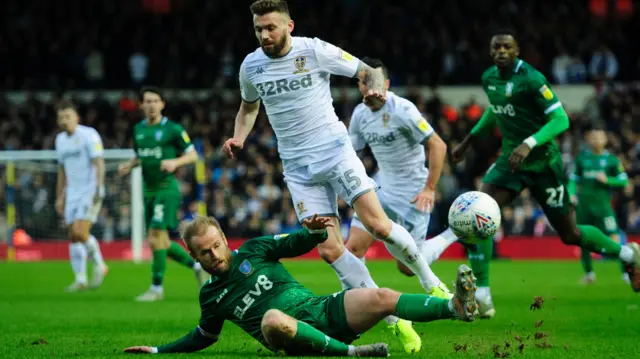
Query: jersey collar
[[513, 59, 524, 73], [145, 116, 168, 126]]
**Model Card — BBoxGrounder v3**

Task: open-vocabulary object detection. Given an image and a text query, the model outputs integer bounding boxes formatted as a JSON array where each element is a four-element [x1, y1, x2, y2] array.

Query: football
[[448, 191, 501, 240]]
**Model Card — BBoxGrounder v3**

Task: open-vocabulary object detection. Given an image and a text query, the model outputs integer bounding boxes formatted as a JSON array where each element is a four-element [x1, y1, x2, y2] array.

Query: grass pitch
[[1, 260, 638, 358]]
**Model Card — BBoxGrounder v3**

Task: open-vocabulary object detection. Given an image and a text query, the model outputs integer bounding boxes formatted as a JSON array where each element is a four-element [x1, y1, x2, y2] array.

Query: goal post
[[0, 149, 145, 262]]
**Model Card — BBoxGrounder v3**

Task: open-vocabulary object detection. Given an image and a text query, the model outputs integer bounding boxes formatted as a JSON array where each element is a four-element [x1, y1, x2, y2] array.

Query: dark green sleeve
[[246, 228, 329, 260], [173, 123, 195, 153], [470, 109, 498, 137], [156, 326, 220, 353], [606, 156, 629, 187]]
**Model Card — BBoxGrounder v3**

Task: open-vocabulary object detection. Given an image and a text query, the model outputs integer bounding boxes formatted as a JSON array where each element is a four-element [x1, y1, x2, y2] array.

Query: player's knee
[[261, 310, 295, 344], [363, 218, 391, 240], [396, 261, 415, 277], [373, 288, 401, 315], [559, 227, 582, 245], [148, 230, 169, 250], [346, 240, 367, 259]]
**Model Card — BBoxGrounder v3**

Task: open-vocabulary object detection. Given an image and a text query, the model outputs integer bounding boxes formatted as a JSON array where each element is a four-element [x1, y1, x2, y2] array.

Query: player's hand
[[302, 214, 334, 231], [570, 195, 578, 206], [118, 163, 132, 177], [595, 172, 608, 184], [363, 90, 386, 109], [411, 187, 435, 213], [160, 159, 178, 173], [222, 138, 244, 160], [55, 197, 64, 216], [509, 143, 532, 172], [451, 140, 470, 163], [123, 346, 155, 354]]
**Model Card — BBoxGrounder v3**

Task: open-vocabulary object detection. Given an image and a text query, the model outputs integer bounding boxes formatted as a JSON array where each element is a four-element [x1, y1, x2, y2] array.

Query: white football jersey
[[239, 37, 360, 172], [55, 125, 104, 201], [349, 92, 434, 199]]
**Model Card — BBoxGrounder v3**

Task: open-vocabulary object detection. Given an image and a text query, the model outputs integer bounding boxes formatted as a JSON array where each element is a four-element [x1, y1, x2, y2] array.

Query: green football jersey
[[197, 228, 328, 347], [482, 59, 563, 171], [133, 117, 193, 196], [570, 150, 627, 210]]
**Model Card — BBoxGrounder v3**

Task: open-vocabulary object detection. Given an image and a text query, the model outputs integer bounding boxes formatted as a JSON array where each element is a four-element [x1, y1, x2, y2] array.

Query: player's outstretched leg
[[260, 309, 388, 357], [579, 248, 596, 284], [545, 210, 640, 292], [467, 238, 495, 318], [324, 217, 421, 354], [343, 265, 478, 334], [352, 191, 450, 298], [345, 218, 422, 354]]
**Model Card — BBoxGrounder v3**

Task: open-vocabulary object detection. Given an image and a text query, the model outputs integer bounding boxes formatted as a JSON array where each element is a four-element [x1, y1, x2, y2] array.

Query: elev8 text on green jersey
[[482, 59, 563, 171], [133, 117, 194, 196], [197, 229, 329, 347]]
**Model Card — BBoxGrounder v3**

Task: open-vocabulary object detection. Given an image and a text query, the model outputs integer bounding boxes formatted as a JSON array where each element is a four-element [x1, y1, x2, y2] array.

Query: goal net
[[0, 149, 145, 262]]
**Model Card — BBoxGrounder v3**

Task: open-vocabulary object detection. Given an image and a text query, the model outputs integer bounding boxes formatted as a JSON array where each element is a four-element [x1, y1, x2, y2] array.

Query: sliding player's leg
[[260, 309, 387, 357], [528, 163, 640, 292], [343, 265, 478, 335]]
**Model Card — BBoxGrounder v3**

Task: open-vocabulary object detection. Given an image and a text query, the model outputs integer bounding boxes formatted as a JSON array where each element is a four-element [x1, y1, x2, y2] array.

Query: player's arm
[[312, 38, 385, 94], [521, 76, 569, 149], [54, 140, 66, 212], [168, 126, 198, 169], [603, 157, 629, 188], [234, 63, 261, 143], [248, 216, 330, 260], [424, 132, 447, 190], [452, 104, 497, 162], [125, 322, 223, 354], [87, 131, 106, 199]]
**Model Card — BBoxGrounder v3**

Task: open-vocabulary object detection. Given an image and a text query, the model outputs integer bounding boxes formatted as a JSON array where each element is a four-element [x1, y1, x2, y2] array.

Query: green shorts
[[286, 290, 359, 345], [483, 158, 571, 218], [576, 206, 619, 235], [144, 192, 181, 231]]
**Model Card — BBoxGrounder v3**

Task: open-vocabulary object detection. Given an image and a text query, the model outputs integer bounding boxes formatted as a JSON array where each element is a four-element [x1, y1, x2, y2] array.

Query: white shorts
[[351, 188, 431, 244], [285, 147, 376, 221], [65, 196, 102, 226]]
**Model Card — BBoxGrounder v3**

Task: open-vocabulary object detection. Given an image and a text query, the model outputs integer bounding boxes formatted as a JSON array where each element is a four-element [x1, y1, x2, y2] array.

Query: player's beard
[[261, 33, 287, 57]]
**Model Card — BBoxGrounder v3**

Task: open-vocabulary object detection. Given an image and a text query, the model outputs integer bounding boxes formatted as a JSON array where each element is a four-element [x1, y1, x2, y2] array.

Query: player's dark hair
[[250, 0, 290, 16], [361, 57, 389, 80], [586, 121, 606, 132], [56, 99, 77, 112], [139, 86, 165, 102], [492, 28, 518, 41]]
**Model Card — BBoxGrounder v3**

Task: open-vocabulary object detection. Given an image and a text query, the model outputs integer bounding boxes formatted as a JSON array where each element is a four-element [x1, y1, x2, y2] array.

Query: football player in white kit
[[347, 58, 493, 318], [222, 0, 479, 353], [55, 100, 108, 291]]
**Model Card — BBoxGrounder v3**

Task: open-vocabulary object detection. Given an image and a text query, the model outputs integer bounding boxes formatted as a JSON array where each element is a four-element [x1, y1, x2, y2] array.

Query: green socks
[[580, 248, 594, 274], [468, 238, 492, 287], [152, 249, 168, 286], [168, 242, 196, 268], [395, 294, 453, 322], [293, 321, 350, 355], [578, 225, 621, 257]]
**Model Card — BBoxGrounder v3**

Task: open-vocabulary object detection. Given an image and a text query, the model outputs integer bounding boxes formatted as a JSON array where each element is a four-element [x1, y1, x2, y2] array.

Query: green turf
[[0, 259, 638, 358]]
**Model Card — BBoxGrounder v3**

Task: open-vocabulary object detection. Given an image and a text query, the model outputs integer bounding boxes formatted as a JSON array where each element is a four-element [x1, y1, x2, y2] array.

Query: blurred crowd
[[0, 0, 638, 90], [1, 80, 639, 241], [0, 0, 639, 241]]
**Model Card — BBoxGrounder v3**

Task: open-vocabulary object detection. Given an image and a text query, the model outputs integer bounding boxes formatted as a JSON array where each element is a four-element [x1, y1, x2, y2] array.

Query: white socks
[[382, 222, 441, 291], [69, 242, 88, 284], [619, 245, 633, 263], [85, 235, 106, 270], [330, 250, 399, 325], [476, 286, 492, 302], [151, 285, 164, 293], [420, 228, 459, 265]]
